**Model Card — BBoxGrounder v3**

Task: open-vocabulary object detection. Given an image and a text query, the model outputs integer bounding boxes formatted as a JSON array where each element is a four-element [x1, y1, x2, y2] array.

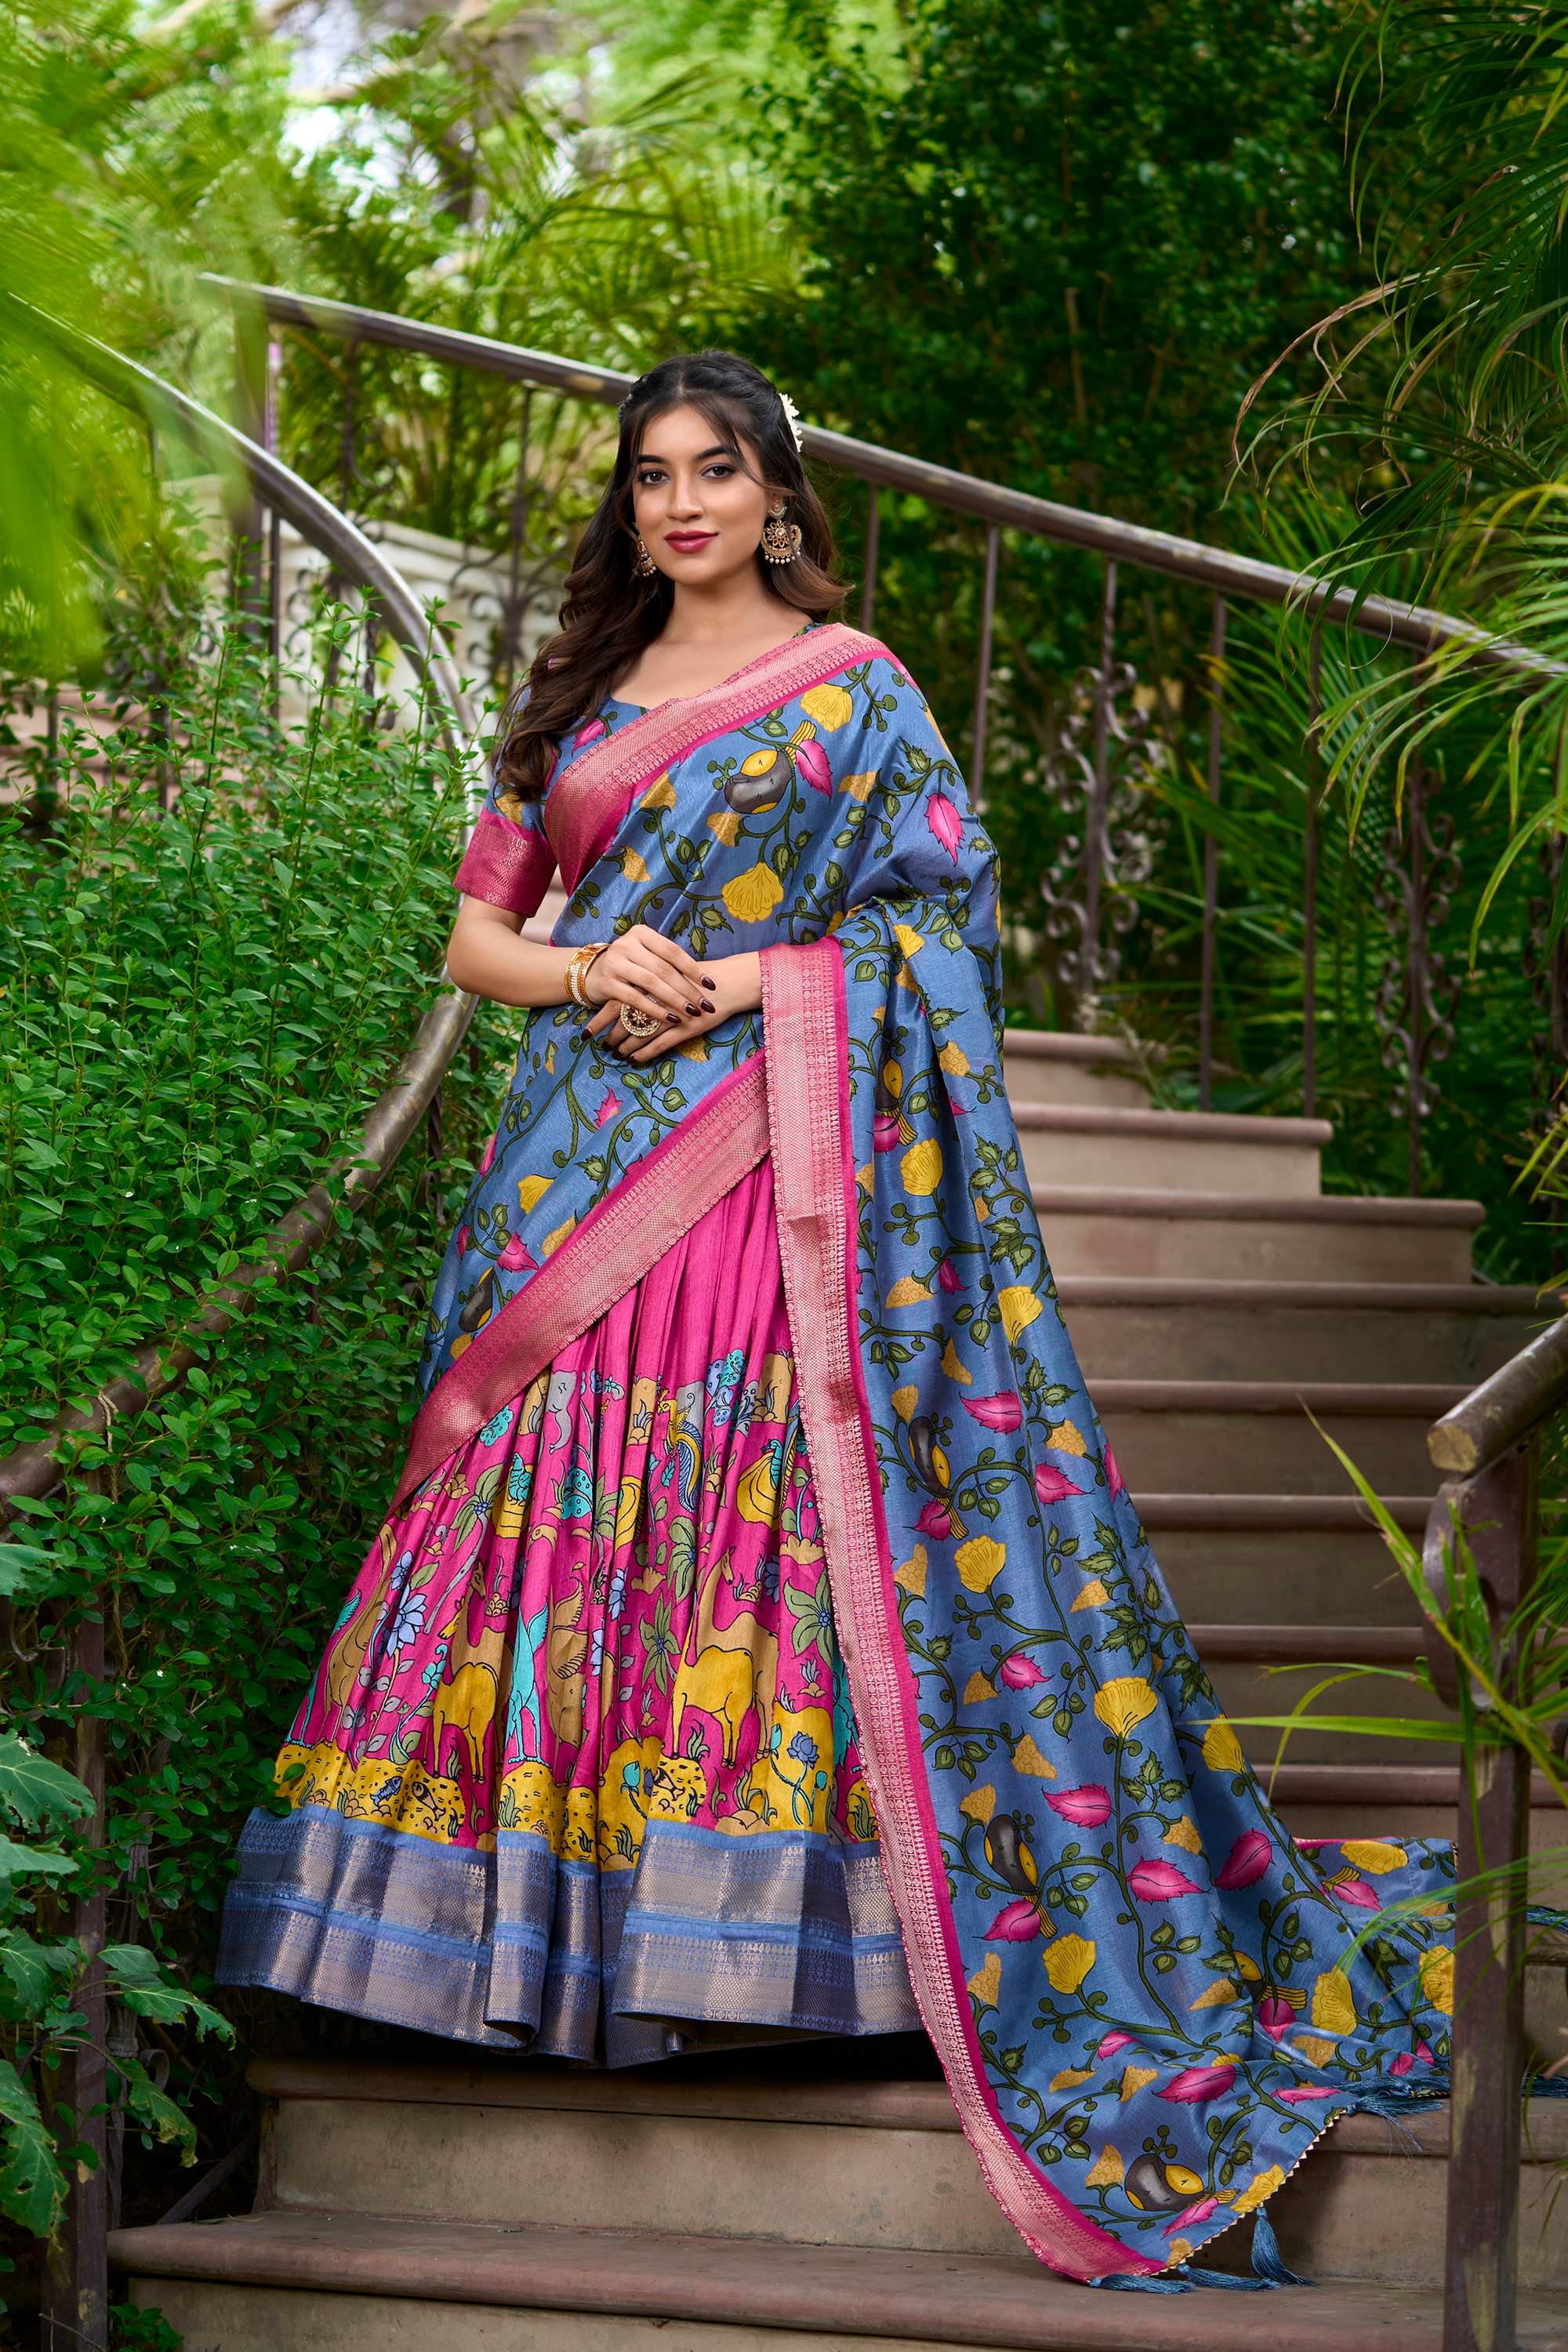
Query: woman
[[220, 350, 1464, 2285]]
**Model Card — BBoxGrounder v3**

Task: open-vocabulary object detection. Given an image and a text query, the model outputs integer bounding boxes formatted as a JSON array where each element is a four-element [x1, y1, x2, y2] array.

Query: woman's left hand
[[583, 949, 763, 1062]]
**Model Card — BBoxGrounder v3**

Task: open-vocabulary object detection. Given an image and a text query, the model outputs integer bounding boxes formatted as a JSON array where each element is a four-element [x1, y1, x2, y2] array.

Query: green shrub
[[0, 598, 517, 2290]]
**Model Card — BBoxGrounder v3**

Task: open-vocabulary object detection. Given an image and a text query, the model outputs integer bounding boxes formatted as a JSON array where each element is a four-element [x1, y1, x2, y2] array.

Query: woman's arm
[[445, 897, 581, 1007], [445, 897, 749, 1036]]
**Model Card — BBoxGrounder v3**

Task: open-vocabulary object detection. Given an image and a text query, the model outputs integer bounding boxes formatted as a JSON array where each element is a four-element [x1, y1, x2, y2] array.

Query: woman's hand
[[583, 937, 763, 1062]]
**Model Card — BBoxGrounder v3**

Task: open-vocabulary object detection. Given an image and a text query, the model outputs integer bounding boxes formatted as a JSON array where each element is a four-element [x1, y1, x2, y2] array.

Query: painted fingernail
[[701, 976, 717, 990], [687, 1001, 702, 1014]]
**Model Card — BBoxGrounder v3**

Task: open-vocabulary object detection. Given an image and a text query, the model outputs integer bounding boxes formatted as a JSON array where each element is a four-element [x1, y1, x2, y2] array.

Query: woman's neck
[[612, 578, 810, 704]]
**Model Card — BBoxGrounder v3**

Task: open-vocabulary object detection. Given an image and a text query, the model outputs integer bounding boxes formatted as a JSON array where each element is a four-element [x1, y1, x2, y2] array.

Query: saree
[[220, 616, 1470, 2284]]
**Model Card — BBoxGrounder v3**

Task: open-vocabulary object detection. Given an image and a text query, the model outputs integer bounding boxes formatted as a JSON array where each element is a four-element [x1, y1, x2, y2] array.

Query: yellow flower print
[[1163, 1814, 1203, 1853], [938, 1042, 970, 1075], [997, 1285, 1042, 1342], [1340, 1840, 1408, 1875], [956, 1536, 1006, 1592], [900, 1138, 943, 1194], [1189, 1976, 1238, 2009], [886, 1276, 933, 1308], [517, 1174, 553, 1214], [939, 1338, 972, 1384], [893, 1544, 927, 1597], [1201, 1718, 1245, 1772], [1044, 1418, 1088, 1457], [967, 1952, 1002, 2009], [1232, 2166, 1286, 2217], [1011, 1734, 1057, 1779], [641, 771, 676, 810], [1119, 2063, 1159, 2100], [1052, 2065, 1094, 2090], [1309, 1968, 1356, 2035], [706, 809, 742, 846], [542, 1214, 577, 1256], [1419, 1945, 1454, 2015], [963, 1671, 996, 1704], [1094, 1676, 1158, 1737], [1044, 1935, 1096, 1994], [892, 922, 925, 959], [891, 1385, 918, 1422], [1071, 1577, 1110, 1613], [844, 770, 877, 801], [1293, 2034, 1340, 2067], [1085, 2146, 1125, 2189], [621, 847, 649, 881], [958, 1784, 996, 1824], [800, 681, 855, 730], [721, 862, 786, 924]]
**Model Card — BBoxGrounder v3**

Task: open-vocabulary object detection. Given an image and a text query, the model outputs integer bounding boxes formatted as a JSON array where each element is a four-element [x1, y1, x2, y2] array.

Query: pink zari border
[[391, 1051, 770, 1508], [757, 938, 1156, 2283], [548, 623, 891, 894], [455, 804, 558, 919]]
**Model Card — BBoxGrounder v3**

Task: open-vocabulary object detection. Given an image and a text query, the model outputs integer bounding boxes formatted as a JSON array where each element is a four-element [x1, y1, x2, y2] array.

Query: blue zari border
[[217, 1805, 919, 2067]]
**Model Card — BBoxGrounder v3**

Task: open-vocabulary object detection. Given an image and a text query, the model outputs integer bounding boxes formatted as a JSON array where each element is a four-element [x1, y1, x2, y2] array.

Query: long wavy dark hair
[[495, 350, 846, 800]]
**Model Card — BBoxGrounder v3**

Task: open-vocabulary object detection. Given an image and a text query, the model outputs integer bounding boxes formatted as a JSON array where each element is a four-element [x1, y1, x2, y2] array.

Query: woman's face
[[629, 401, 777, 589]]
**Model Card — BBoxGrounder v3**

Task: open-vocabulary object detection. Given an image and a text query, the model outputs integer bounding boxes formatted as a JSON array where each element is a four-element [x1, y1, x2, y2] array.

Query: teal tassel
[[1250, 2204, 1312, 2287]]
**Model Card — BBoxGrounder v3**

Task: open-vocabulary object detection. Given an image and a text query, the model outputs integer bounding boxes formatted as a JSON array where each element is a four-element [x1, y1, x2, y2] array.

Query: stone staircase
[[109, 1019, 1568, 2348]]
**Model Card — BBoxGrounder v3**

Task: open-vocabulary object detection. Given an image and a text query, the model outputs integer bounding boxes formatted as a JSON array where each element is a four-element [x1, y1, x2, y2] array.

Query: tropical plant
[[0, 0, 292, 673], [1239, 2, 1568, 949], [0, 1675, 229, 2260]]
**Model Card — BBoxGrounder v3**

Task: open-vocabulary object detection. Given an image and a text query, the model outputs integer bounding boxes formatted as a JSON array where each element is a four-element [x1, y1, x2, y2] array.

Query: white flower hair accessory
[[778, 388, 805, 452]]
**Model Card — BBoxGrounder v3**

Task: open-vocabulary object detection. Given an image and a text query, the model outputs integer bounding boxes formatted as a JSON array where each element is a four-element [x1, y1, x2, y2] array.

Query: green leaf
[[0, 1836, 78, 1884], [0, 1543, 52, 1600], [0, 2059, 67, 2240], [0, 1737, 93, 1835], [0, 1933, 81, 2018]]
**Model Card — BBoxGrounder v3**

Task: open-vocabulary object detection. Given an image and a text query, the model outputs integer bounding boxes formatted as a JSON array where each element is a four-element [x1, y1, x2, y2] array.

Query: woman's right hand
[[579, 923, 717, 1044]]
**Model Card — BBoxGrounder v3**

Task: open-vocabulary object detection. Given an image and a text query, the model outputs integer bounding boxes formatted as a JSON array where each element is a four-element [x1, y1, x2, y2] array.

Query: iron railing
[[1424, 1326, 1568, 2352]]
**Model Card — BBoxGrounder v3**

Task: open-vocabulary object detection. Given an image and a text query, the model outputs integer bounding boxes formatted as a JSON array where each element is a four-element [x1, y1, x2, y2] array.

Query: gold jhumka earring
[[633, 534, 658, 577], [760, 503, 802, 564]]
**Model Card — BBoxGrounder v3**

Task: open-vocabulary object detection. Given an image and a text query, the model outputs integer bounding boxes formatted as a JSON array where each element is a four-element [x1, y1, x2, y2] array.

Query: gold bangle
[[564, 941, 608, 1008]]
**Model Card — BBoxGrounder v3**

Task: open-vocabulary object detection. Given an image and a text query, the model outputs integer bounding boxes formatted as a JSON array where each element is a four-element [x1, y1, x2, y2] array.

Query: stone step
[[1002, 1029, 1152, 1111], [1203, 1653, 1451, 1765], [229, 2060, 1568, 2295], [1016, 1103, 1331, 1198], [1062, 1278, 1551, 1385], [1033, 1189, 1483, 1284], [1099, 1381, 1459, 1497], [1141, 1494, 1430, 1627], [111, 2214, 1568, 2351]]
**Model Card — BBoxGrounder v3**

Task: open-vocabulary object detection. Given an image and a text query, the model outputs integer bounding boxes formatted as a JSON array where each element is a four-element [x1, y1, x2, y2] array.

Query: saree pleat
[[219, 1154, 918, 2064]]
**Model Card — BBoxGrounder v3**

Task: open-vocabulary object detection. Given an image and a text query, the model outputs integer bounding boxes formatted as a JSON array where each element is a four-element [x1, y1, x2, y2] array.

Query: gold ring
[[618, 1000, 665, 1039]]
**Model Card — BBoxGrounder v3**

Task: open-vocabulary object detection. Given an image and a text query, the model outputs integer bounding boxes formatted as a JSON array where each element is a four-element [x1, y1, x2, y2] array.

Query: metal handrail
[[1427, 1310, 1568, 1476], [0, 304, 481, 1508], [200, 272, 1562, 684]]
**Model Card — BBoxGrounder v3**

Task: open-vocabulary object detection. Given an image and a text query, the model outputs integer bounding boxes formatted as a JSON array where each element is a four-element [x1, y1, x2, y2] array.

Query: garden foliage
[[0, 579, 514, 2280]]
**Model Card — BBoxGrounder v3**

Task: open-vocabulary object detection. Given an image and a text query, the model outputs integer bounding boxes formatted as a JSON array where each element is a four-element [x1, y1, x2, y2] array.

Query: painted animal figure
[[546, 1583, 590, 1747], [319, 1529, 396, 1716], [502, 1602, 550, 1762], [673, 1548, 781, 1768], [673, 1646, 757, 1767], [432, 1659, 499, 1780]]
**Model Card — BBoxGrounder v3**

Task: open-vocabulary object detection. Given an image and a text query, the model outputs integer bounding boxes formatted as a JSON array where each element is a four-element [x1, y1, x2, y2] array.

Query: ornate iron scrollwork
[[1036, 563, 1164, 1031], [1374, 755, 1461, 1194]]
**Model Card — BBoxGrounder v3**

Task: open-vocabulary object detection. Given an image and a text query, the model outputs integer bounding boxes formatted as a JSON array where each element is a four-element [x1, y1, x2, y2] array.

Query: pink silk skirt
[[218, 1155, 920, 2063]]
